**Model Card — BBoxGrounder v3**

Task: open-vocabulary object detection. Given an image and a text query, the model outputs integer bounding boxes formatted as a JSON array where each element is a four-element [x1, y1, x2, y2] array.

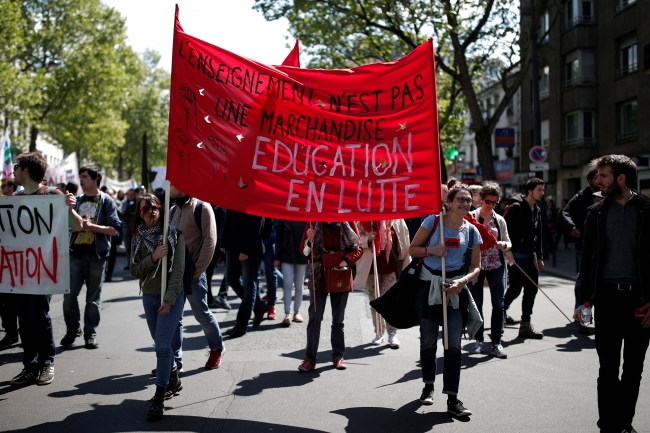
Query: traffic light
[[445, 147, 460, 161]]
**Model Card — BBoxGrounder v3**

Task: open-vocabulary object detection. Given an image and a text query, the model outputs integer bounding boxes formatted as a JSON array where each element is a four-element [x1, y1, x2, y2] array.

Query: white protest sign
[[0, 195, 70, 295], [151, 166, 167, 190], [45, 152, 80, 187], [104, 177, 137, 193]]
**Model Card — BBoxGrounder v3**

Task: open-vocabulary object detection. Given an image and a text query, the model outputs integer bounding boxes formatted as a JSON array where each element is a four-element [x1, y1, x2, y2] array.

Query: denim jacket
[[69, 192, 122, 259]]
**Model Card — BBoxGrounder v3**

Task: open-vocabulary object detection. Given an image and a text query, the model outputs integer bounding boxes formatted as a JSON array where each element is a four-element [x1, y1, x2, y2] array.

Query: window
[[541, 120, 550, 148], [564, 111, 595, 148], [564, 50, 595, 89], [618, 100, 638, 142], [564, 0, 595, 31], [540, 12, 550, 44], [540, 66, 550, 99], [618, 36, 637, 77], [616, 0, 637, 13]]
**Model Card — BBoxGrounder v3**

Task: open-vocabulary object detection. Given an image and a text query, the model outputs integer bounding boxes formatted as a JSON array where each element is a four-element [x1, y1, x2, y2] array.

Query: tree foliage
[[254, 0, 553, 180]]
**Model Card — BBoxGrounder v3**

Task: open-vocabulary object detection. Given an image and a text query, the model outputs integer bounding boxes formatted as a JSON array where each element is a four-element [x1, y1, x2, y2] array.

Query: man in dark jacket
[[576, 155, 650, 433], [503, 178, 545, 339], [221, 210, 268, 337], [562, 166, 598, 333]]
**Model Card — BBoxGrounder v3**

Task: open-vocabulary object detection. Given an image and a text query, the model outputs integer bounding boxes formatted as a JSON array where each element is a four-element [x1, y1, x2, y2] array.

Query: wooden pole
[[371, 238, 384, 338], [440, 211, 448, 350], [160, 180, 170, 303]]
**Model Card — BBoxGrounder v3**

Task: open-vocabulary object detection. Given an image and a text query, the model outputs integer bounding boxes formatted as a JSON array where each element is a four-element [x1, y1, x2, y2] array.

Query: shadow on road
[[234, 369, 321, 396], [331, 400, 457, 432], [48, 373, 150, 398], [103, 296, 142, 304], [0, 399, 329, 433]]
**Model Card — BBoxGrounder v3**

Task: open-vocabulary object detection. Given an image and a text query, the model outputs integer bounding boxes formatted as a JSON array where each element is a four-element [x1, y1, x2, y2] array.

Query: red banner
[[167, 6, 441, 221]]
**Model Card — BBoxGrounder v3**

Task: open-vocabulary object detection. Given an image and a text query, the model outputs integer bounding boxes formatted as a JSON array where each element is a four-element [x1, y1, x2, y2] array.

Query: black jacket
[[579, 194, 650, 305], [504, 194, 543, 258], [274, 220, 308, 265], [221, 210, 264, 257], [561, 186, 595, 251]]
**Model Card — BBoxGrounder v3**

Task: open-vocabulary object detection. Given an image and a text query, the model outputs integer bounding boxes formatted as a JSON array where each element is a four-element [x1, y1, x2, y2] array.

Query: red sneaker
[[268, 305, 276, 320], [333, 357, 347, 370], [298, 359, 315, 372], [205, 348, 224, 370]]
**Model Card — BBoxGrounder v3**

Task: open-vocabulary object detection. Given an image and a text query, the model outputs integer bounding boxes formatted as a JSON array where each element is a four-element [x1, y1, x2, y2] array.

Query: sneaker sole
[[165, 384, 183, 400], [390, 344, 400, 349], [38, 378, 54, 386], [419, 399, 434, 405], [448, 409, 472, 417], [298, 366, 315, 372]]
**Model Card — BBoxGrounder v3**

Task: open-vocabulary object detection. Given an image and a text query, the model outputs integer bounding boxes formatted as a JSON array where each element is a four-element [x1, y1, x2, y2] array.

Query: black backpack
[[171, 201, 203, 295]]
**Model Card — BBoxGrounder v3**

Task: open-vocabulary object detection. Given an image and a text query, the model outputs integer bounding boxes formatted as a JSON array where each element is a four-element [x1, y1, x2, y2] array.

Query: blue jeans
[[281, 263, 307, 314], [468, 265, 505, 344], [14, 294, 55, 371], [574, 250, 582, 310], [185, 273, 224, 350], [65, 255, 107, 339], [260, 244, 283, 305], [226, 251, 265, 328], [416, 281, 463, 395], [142, 290, 185, 388]]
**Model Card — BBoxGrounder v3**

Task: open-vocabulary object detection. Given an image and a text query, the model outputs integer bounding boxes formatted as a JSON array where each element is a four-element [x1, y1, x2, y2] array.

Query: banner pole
[[310, 222, 316, 313], [371, 237, 383, 338], [161, 180, 171, 303], [440, 211, 448, 350]]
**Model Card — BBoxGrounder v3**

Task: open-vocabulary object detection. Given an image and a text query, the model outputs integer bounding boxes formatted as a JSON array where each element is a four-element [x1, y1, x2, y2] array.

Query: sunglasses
[[140, 204, 161, 213], [455, 197, 473, 205], [13, 164, 20, 171], [484, 199, 499, 205]]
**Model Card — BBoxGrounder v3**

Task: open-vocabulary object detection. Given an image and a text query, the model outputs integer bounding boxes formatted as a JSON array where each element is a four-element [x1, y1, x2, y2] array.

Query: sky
[[101, 0, 296, 71]]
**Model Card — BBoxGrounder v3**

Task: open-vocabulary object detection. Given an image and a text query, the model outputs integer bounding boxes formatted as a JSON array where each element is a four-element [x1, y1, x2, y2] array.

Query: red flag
[[167, 7, 442, 222], [282, 39, 301, 67]]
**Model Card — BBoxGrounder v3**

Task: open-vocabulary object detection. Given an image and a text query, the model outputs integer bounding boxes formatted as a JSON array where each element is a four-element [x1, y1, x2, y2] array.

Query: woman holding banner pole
[[408, 184, 482, 417], [129, 193, 185, 418]]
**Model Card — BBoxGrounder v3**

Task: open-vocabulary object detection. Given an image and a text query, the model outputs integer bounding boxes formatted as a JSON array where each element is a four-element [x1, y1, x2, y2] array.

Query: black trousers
[[503, 256, 539, 322], [594, 285, 650, 432], [0, 293, 18, 336], [13, 294, 56, 370]]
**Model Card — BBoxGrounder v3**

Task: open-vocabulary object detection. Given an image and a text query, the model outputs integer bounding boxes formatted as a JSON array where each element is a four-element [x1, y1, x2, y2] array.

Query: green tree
[[118, 50, 170, 181], [10, 0, 138, 167], [253, 0, 555, 180]]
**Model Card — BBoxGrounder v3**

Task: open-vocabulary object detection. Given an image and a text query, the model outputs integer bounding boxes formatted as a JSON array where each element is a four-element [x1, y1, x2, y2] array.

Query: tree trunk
[[475, 128, 496, 181], [29, 125, 39, 152]]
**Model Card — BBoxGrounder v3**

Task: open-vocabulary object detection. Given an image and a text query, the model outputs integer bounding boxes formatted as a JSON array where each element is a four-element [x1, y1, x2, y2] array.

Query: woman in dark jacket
[[274, 220, 308, 326], [130, 194, 185, 418], [297, 222, 363, 372]]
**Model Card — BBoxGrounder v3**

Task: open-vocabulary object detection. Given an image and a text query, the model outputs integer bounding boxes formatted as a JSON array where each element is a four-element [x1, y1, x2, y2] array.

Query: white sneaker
[[371, 333, 385, 345], [470, 341, 484, 354], [388, 331, 400, 348]]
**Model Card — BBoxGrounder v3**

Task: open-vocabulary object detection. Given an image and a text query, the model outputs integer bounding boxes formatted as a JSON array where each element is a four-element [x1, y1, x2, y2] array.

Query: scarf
[[311, 222, 360, 290], [464, 213, 497, 251], [131, 221, 179, 287]]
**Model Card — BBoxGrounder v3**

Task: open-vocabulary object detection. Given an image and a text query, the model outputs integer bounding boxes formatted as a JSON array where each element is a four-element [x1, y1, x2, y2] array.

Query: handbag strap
[[415, 215, 439, 267]]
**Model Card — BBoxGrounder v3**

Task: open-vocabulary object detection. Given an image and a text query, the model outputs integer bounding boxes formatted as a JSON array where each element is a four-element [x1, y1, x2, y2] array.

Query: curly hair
[[480, 181, 502, 200], [16, 152, 48, 182], [447, 183, 471, 202], [592, 154, 637, 188]]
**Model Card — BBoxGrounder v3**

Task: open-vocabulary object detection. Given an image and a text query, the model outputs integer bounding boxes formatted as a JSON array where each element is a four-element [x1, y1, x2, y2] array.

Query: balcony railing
[[617, 131, 638, 143], [562, 15, 596, 32], [563, 137, 596, 149], [539, 88, 549, 100], [563, 76, 596, 90], [616, 61, 638, 77], [616, 0, 637, 13]]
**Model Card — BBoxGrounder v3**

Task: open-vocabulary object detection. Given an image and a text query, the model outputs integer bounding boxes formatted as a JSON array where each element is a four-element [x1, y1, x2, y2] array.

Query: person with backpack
[[502, 178, 546, 339], [274, 220, 308, 326], [168, 185, 225, 372], [468, 181, 513, 359], [129, 193, 185, 417], [408, 184, 482, 417], [9, 153, 83, 387]]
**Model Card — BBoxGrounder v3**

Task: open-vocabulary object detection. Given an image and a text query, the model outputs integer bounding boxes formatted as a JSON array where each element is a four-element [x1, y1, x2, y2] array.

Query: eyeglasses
[[13, 164, 20, 172], [455, 197, 473, 205], [484, 199, 499, 205], [140, 204, 161, 213]]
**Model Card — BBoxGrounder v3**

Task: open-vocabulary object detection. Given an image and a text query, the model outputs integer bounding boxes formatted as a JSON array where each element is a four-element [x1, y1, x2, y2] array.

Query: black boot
[[164, 369, 183, 400], [147, 386, 165, 417]]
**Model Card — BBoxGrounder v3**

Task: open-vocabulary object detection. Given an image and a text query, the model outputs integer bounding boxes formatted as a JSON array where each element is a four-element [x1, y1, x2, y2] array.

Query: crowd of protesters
[[1, 152, 648, 431]]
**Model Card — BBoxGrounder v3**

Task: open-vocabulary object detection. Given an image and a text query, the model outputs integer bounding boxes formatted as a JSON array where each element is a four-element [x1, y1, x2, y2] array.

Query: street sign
[[529, 146, 548, 163], [530, 162, 549, 171], [495, 128, 516, 148], [494, 159, 514, 184]]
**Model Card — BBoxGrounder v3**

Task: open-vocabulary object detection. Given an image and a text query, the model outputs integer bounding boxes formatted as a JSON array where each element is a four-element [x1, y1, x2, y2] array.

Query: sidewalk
[[540, 247, 578, 281]]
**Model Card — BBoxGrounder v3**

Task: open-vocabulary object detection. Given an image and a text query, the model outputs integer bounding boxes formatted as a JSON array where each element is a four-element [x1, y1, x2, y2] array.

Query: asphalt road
[[0, 256, 648, 433]]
